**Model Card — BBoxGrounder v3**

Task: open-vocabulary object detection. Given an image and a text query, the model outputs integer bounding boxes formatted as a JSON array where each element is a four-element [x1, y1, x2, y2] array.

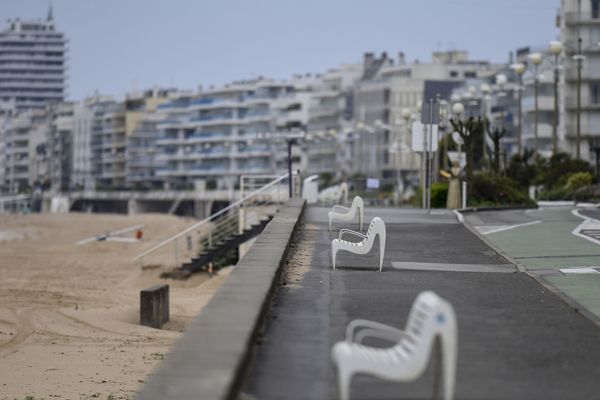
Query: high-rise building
[[560, 0, 600, 160], [0, 5, 68, 111]]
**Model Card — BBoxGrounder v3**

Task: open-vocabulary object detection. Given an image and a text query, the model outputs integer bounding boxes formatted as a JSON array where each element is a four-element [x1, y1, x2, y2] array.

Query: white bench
[[328, 196, 364, 232], [331, 291, 458, 400], [331, 216, 386, 271]]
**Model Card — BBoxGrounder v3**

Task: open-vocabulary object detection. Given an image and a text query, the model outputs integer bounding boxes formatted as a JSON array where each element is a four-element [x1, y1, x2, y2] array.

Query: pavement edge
[[136, 198, 307, 400]]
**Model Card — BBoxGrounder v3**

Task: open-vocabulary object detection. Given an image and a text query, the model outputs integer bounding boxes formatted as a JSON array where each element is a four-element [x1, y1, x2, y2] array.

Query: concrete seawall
[[137, 198, 306, 400]]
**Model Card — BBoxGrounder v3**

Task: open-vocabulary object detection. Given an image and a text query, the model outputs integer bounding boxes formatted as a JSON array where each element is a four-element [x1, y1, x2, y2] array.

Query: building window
[[594, 0, 600, 18], [464, 71, 477, 78], [592, 83, 600, 103], [450, 71, 458, 78]]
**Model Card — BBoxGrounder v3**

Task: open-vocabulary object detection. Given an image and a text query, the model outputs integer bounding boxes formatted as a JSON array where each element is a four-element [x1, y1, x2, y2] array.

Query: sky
[[1, 0, 560, 101]]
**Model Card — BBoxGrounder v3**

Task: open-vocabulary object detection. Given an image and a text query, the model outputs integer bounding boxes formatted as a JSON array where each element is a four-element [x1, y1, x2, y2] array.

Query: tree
[[485, 119, 507, 175], [449, 116, 486, 181]]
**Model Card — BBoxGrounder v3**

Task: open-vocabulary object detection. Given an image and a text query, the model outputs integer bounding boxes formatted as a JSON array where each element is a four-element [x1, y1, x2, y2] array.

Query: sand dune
[[0, 212, 231, 399]]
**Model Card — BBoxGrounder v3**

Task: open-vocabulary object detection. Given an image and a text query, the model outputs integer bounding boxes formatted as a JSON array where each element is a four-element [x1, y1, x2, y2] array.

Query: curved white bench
[[331, 216, 386, 271], [328, 196, 364, 232], [331, 291, 458, 400]]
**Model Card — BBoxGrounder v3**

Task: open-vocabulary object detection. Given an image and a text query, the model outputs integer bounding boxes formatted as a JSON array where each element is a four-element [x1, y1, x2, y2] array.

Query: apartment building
[[2, 108, 50, 193], [352, 51, 503, 187], [0, 5, 68, 110], [71, 95, 117, 190], [125, 89, 173, 190], [155, 79, 306, 191], [560, 0, 600, 160], [47, 102, 73, 193], [515, 46, 557, 156], [303, 64, 362, 177]]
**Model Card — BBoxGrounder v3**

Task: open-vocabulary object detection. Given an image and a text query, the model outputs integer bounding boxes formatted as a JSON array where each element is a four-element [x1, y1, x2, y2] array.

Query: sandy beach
[[0, 212, 231, 399]]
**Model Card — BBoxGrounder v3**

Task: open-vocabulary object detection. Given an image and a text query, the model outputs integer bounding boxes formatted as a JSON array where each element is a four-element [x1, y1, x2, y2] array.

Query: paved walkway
[[240, 207, 600, 400], [466, 206, 600, 320]]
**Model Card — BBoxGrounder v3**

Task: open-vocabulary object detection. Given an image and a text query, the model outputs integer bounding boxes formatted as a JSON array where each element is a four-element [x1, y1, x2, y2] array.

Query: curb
[[137, 198, 306, 400], [458, 204, 538, 213], [453, 209, 526, 273], [454, 209, 600, 329]]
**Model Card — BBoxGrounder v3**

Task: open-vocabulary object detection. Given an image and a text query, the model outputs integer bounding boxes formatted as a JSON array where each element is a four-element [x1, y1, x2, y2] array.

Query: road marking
[[559, 266, 600, 274], [571, 209, 600, 246], [480, 220, 542, 235], [392, 261, 516, 273]]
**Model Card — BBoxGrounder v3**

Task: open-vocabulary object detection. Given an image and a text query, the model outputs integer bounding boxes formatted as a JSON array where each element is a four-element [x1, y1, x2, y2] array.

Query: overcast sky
[[1, 0, 559, 100]]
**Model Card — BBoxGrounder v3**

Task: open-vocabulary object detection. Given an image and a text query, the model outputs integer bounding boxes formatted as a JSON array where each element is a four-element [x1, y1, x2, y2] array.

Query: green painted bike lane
[[484, 207, 600, 319]]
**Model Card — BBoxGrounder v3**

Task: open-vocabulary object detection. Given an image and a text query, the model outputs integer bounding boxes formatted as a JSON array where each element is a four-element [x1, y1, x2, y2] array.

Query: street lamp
[[451, 101, 465, 156], [549, 40, 564, 155], [511, 62, 526, 156], [528, 52, 543, 155]]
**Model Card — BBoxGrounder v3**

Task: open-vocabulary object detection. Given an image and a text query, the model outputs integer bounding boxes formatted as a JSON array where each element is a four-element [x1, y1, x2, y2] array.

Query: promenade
[[241, 207, 600, 400]]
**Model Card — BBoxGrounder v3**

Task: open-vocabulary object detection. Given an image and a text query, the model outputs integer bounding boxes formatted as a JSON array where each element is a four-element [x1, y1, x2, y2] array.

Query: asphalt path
[[240, 207, 600, 400]]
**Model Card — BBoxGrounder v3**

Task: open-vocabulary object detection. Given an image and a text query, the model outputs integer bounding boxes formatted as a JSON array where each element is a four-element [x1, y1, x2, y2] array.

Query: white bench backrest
[[398, 291, 456, 372]]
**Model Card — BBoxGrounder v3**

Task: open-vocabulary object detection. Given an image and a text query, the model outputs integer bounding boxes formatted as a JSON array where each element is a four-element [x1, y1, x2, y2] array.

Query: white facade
[[155, 79, 306, 190], [0, 6, 67, 110], [2, 109, 49, 193], [560, 0, 600, 159], [71, 96, 115, 190], [515, 47, 556, 156], [304, 64, 362, 177]]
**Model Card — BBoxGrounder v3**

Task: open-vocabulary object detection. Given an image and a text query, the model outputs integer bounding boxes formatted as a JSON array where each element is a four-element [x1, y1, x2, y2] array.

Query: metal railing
[[132, 172, 294, 268]]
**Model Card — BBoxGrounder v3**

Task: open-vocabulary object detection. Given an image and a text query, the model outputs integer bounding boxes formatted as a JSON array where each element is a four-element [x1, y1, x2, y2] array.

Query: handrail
[[132, 172, 291, 262]]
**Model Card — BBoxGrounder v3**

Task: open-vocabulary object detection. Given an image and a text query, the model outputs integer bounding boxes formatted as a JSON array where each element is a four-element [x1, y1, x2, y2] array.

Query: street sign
[[420, 100, 440, 125], [366, 178, 380, 189], [411, 121, 438, 152]]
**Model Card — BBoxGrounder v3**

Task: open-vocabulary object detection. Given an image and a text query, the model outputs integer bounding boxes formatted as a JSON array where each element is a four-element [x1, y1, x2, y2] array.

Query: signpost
[[411, 98, 440, 211]]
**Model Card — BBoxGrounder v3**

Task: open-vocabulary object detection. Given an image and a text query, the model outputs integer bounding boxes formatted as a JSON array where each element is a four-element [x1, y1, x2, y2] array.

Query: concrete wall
[[137, 198, 305, 400]]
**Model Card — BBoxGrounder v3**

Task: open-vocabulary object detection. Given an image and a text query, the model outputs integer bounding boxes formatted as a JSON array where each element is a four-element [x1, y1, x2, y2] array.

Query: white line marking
[[559, 266, 600, 274], [571, 209, 600, 246], [482, 220, 542, 235]]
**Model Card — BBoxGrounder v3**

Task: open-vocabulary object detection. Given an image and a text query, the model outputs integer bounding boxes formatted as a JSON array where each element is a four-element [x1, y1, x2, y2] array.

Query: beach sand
[[0, 212, 231, 399]]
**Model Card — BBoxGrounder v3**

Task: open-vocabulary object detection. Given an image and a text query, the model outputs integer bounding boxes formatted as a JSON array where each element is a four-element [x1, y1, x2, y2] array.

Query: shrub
[[565, 172, 593, 192], [535, 152, 592, 191], [431, 182, 448, 208], [469, 173, 535, 207]]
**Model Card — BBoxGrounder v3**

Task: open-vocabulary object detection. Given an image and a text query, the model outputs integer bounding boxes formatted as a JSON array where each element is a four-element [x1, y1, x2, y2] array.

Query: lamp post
[[511, 63, 526, 156], [549, 40, 564, 155], [480, 83, 491, 166], [451, 102, 465, 155], [574, 37, 585, 159], [528, 52, 543, 154]]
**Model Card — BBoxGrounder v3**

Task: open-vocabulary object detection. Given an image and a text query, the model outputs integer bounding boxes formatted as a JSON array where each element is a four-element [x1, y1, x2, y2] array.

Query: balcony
[[0, 63, 66, 71], [522, 96, 555, 112], [189, 97, 239, 110], [565, 96, 600, 110], [564, 11, 600, 25], [565, 69, 600, 81], [0, 81, 64, 89]]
